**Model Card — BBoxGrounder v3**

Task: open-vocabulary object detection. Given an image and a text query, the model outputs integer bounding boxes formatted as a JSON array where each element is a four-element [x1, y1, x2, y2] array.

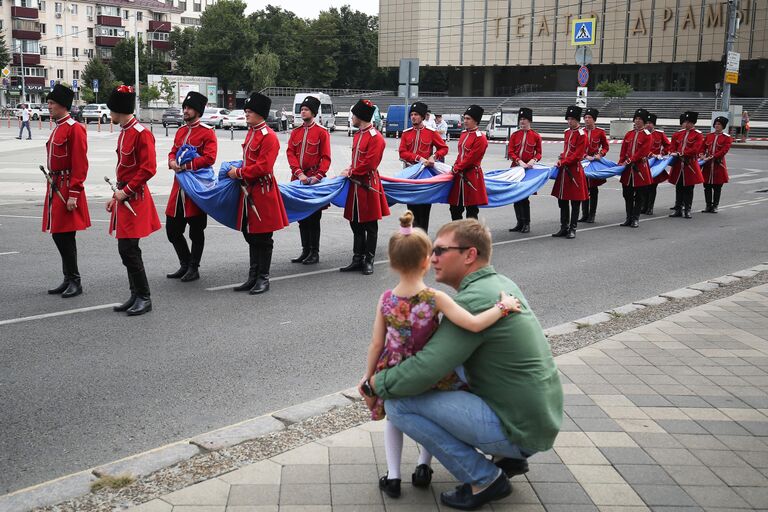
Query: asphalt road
[[1, 124, 767, 494]]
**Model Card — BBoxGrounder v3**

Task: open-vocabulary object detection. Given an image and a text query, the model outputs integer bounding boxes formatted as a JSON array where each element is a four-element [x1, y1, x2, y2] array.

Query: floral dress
[[371, 288, 464, 420]]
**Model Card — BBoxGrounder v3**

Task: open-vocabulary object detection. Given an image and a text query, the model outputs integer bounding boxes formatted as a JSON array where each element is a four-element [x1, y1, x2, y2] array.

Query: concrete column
[[483, 67, 495, 96], [763, 68, 768, 97], [462, 67, 472, 96]]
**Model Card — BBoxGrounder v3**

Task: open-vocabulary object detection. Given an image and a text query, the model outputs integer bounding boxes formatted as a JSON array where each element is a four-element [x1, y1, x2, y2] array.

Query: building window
[[84, 48, 93, 58], [55, 24, 63, 36], [149, 31, 170, 41], [136, 11, 142, 20], [179, 0, 186, 10], [70, 3, 76, 14], [87, 27, 93, 37], [40, 45, 47, 55], [13, 19, 40, 31], [165, 0, 174, 6], [97, 26, 125, 37], [123, 9, 129, 19], [97, 47, 112, 60], [40, 23, 46, 33], [56, 46, 63, 56], [72, 47, 78, 57], [193, 2, 201, 11], [54, 1, 61, 12], [38, 0, 46, 11], [73, 70, 79, 80], [181, 16, 200, 26], [56, 69, 64, 79], [12, 38, 40, 53], [86, 5, 92, 16], [72, 25, 79, 36], [97, 5, 119, 16]]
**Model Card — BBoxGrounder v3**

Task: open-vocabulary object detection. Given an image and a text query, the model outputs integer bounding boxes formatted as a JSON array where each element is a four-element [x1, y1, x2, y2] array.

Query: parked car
[[81, 103, 111, 124], [70, 104, 83, 122], [223, 109, 247, 129], [15, 103, 47, 120], [266, 109, 283, 131], [347, 105, 382, 136], [162, 108, 184, 127], [201, 107, 229, 129], [443, 114, 464, 139]]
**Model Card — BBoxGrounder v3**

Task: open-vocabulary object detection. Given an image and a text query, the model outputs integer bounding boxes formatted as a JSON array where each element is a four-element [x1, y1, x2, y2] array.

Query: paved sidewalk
[[132, 284, 768, 512]]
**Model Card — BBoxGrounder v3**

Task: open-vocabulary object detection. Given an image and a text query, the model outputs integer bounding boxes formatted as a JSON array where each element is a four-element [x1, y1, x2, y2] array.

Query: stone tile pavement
[[130, 284, 768, 511]]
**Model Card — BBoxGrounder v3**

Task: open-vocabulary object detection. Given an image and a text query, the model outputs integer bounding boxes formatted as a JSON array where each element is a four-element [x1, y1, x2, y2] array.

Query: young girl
[[359, 211, 521, 498]]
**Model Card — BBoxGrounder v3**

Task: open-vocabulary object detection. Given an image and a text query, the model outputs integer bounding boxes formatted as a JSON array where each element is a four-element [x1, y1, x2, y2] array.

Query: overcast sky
[[244, 0, 378, 19]]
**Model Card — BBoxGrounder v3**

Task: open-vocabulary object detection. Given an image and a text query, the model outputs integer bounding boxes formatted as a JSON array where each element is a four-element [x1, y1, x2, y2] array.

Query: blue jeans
[[384, 390, 534, 486], [19, 121, 31, 138]]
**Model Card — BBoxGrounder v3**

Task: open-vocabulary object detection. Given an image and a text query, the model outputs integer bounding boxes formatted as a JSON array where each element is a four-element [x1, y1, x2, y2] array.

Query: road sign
[[398, 59, 419, 85], [725, 71, 739, 84], [50, 79, 56, 89], [575, 47, 593, 66], [572, 18, 596, 46], [577, 66, 589, 87], [72, 79, 78, 91], [576, 86, 588, 108], [726, 51, 740, 72], [93, 79, 99, 92], [1, 67, 10, 78], [398, 84, 419, 99]]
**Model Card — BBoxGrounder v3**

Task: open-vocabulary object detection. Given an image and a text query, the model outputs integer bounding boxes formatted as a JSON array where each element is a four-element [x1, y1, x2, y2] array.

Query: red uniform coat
[[702, 132, 732, 185], [619, 128, 653, 187], [507, 129, 542, 164], [43, 114, 91, 233], [584, 126, 610, 187], [234, 122, 289, 234], [650, 129, 672, 184], [109, 118, 161, 239], [165, 120, 218, 218], [552, 128, 589, 201], [398, 125, 449, 165], [669, 128, 705, 186], [344, 126, 390, 223], [286, 121, 331, 180], [449, 129, 489, 206]]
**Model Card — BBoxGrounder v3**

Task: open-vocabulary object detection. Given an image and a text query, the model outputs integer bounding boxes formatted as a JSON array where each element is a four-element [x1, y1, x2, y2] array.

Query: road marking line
[[0, 214, 232, 228], [0, 251, 20, 256], [0, 303, 120, 327]]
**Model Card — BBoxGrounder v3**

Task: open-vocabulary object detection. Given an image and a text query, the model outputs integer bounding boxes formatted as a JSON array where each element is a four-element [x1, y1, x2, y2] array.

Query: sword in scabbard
[[240, 182, 262, 221], [453, 168, 478, 191], [348, 177, 382, 195], [103, 176, 138, 216], [39, 165, 67, 204], [561, 165, 578, 187]]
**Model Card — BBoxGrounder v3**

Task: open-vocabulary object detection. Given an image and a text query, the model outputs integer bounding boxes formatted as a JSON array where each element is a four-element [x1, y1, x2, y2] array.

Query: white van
[[485, 111, 518, 140], [293, 92, 336, 131]]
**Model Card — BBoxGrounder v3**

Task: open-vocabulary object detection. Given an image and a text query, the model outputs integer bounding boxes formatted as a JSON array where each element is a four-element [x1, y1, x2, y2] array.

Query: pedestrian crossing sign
[[572, 18, 596, 46]]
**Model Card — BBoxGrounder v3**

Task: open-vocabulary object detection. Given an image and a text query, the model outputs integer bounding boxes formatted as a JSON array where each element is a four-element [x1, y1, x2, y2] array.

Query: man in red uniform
[[552, 106, 588, 239], [165, 91, 218, 282], [668, 111, 704, 219], [287, 95, 331, 264], [399, 101, 448, 233], [579, 107, 609, 224], [106, 86, 162, 316], [43, 84, 91, 298], [449, 105, 488, 221], [339, 99, 389, 275], [701, 116, 732, 213], [618, 109, 653, 228], [227, 92, 289, 294], [642, 113, 670, 216], [507, 107, 541, 233]]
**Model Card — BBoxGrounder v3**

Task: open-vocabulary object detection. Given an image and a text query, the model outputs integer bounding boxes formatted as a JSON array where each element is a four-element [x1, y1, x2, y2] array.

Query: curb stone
[[572, 312, 613, 327], [660, 288, 703, 299], [7, 265, 768, 512], [93, 443, 201, 479]]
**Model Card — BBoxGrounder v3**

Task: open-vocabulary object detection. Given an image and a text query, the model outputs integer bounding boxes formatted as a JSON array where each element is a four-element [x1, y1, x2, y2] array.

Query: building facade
[[1, 0, 215, 105], [379, 0, 768, 96]]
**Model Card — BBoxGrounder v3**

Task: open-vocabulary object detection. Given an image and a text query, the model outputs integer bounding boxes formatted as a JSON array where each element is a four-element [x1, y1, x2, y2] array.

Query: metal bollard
[[230, 125, 234, 141], [150, 120, 154, 133], [165, 125, 169, 137], [97, 116, 101, 132]]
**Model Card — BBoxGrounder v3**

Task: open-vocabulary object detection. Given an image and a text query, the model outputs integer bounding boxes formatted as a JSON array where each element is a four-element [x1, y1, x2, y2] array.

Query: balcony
[[149, 20, 172, 32], [95, 36, 123, 47], [11, 75, 46, 88], [12, 29, 42, 40], [13, 53, 41, 65], [11, 6, 38, 18], [150, 40, 171, 51], [97, 15, 123, 27]]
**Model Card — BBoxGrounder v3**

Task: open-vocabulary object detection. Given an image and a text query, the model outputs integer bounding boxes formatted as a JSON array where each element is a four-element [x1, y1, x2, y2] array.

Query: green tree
[[169, 26, 199, 75], [0, 30, 10, 70], [159, 76, 176, 106], [191, 0, 256, 98], [245, 50, 280, 91], [139, 83, 161, 107], [248, 6, 307, 87], [596, 80, 633, 119], [326, 7, 385, 89], [303, 12, 339, 88], [81, 56, 115, 102], [109, 38, 165, 85]]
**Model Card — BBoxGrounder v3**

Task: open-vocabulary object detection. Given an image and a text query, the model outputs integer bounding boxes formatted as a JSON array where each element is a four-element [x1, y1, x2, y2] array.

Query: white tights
[[384, 419, 432, 479]]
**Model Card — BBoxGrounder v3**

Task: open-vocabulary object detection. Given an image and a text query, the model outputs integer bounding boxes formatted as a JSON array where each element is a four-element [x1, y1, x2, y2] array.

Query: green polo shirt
[[373, 266, 563, 452]]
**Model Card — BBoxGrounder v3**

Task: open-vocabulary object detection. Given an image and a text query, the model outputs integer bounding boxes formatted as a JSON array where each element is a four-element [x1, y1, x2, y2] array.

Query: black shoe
[[639, 208, 647, 215], [379, 475, 401, 498], [15, 136, 21, 140], [439, 472, 511, 510], [619, 218, 632, 227], [630, 219, 639, 228], [551, 227, 568, 238], [645, 208, 654, 216], [585, 215, 596, 223], [711, 205, 719, 213], [113, 294, 137, 312], [412, 464, 433, 488], [339, 256, 364, 272], [494, 457, 529, 477], [291, 248, 310, 263], [180, 266, 199, 282], [249, 275, 270, 294], [683, 209, 692, 219], [508, 223, 523, 232], [669, 209, 683, 218], [302, 250, 319, 265], [48, 279, 69, 294], [520, 224, 530, 234], [233, 268, 258, 291], [566, 228, 576, 239], [61, 279, 82, 298], [578, 214, 589, 222], [670, 206, 677, 210], [126, 296, 152, 316], [166, 265, 188, 279], [362, 256, 374, 275]]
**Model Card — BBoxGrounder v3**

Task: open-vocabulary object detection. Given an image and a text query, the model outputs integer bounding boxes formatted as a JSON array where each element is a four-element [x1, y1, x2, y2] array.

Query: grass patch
[[607, 310, 624, 319], [574, 322, 589, 330], [91, 474, 135, 492]]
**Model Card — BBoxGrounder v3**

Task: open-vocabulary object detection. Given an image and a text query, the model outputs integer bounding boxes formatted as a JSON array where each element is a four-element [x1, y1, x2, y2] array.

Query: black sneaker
[[439, 472, 512, 510], [412, 464, 433, 488], [379, 474, 401, 498]]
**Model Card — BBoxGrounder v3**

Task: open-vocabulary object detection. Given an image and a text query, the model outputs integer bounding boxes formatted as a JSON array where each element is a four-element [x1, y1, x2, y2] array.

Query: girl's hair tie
[[399, 226, 413, 235]]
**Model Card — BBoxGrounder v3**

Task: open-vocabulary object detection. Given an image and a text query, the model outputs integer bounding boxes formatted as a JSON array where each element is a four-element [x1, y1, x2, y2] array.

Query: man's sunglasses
[[431, 246, 470, 256]]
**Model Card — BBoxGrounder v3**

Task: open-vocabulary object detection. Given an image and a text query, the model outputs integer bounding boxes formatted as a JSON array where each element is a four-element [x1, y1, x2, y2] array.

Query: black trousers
[[298, 209, 322, 249], [51, 231, 79, 279], [558, 199, 580, 228], [450, 205, 479, 220], [406, 203, 432, 233], [622, 185, 649, 221], [242, 231, 274, 276], [703, 184, 723, 207], [118, 238, 144, 274], [674, 182, 695, 210], [581, 187, 599, 217], [513, 198, 530, 224], [645, 184, 659, 211], [166, 208, 207, 266], [350, 220, 378, 257]]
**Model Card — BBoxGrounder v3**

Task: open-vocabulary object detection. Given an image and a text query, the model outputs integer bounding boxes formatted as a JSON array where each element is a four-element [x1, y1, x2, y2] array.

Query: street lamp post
[[11, 44, 28, 103], [134, 13, 140, 119]]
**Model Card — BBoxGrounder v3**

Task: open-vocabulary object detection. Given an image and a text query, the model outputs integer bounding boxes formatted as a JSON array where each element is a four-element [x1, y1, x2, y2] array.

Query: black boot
[[166, 236, 190, 278], [578, 200, 589, 222], [166, 264, 188, 279], [234, 245, 259, 291], [126, 270, 152, 316], [249, 248, 272, 295], [683, 208, 692, 219], [509, 203, 523, 232], [292, 224, 310, 263], [551, 225, 568, 237], [249, 275, 270, 294], [712, 186, 721, 213], [291, 248, 310, 263], [340, 255, 363, 272], [48, 278, 69, 294], [566, 223, 576, 239], [180, 261, 200, 282], [362, 253, 375, 275], [669, 208, 683, 218], [114, 272, 137, 312], [586, 192, 598, 223], [302, 248, 319, 265], [61, 274, 82, 298]]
